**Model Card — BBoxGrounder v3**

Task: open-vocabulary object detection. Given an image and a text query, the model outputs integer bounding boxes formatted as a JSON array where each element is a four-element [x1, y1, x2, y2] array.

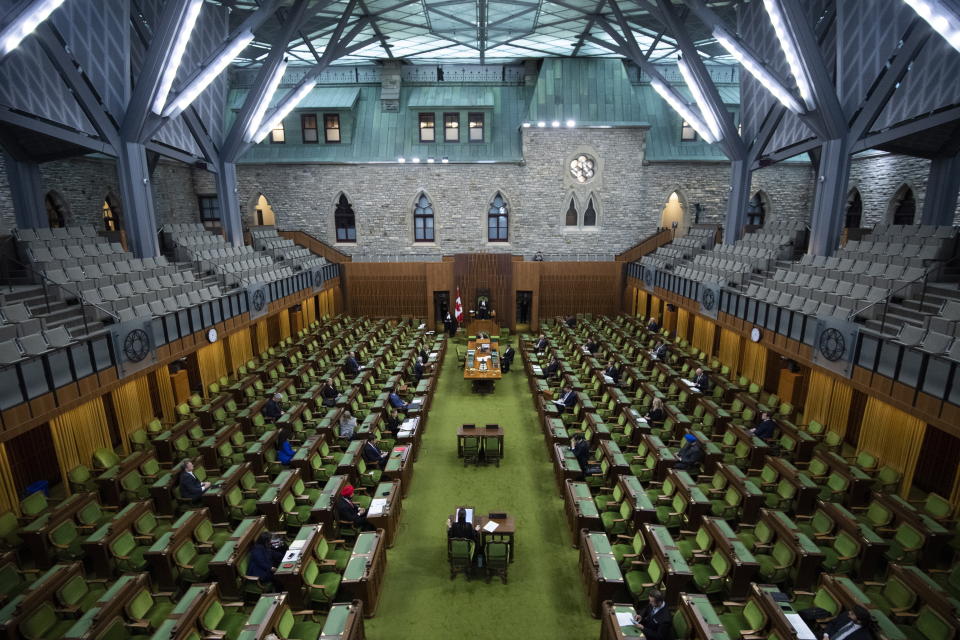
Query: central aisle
[[365, 339, 596, 638]]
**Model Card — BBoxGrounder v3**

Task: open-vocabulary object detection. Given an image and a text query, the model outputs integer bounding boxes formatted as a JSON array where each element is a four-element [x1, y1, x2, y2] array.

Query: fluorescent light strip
[[151, 0, 204, 115], [713, 28, 804, 114], [762, 0, 815, 110], [0, 0, 66, 58], [163, 29, 255, 118], [243, 59, 287, 143], [252, 79, 317, 143], [902, 0, 960, 53], [676, 56, 723, 142], [650, 79, 716, 144]]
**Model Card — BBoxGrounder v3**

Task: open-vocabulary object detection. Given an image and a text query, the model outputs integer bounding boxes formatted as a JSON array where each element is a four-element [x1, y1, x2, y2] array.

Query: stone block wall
[[847, 152, 960, 226]]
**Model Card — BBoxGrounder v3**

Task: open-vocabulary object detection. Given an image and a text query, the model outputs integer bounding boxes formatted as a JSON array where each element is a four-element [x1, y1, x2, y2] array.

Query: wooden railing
[[276, 229, 353, 263], [615, 228, 674, 262]]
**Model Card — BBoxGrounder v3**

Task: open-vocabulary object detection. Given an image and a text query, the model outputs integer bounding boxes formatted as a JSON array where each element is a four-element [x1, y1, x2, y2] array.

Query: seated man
[[692, 367, 711, 393], [446, 508, 477, 541], [554, 385, 578, 412], [178, 459, 211, 504], [337, 485, 369, 528], [585, 336, 600, 355], [248, 532, 285, 589], [534, 333, 549, 353], [571, 433, 591, 478], [383, 408, 402, 438], [262, 393, 284, 423], [543, 357, 561, 381], [647, 317, 660, 332], [674, 433, 705, 472], [501, 345, 515, 373], [603, 359, 620, 384], [339, 410, 357, 440], [344, 351, 360, 376], [750, 411, 778, 443], [634, 590, 671, 640], [321, 378, 339, 407], [388, 390, 409, 412], [361, 437, 388, 469]]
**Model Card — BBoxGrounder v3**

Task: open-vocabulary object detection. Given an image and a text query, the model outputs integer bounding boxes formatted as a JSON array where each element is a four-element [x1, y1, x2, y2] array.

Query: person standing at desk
[[178, 460, 211, 504], [633, 590, 672, 640], [413, 356, 425, 383], [344, 351, 360, 376], [444, 311, 457, 338], [262, 393, 283, 423], [501, 344, 515, 373], [651, 341, 669, 360]]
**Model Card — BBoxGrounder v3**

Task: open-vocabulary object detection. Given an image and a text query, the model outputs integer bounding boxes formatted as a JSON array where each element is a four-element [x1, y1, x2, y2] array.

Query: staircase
[[3, 285, 107, 338]]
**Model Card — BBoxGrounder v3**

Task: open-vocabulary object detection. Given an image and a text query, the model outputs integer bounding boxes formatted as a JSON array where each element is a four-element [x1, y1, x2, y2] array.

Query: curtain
[[692, 317, 716, 354], [255, 320, 269, 355], [718, 329, 741, 373], [636, 290, 648, 318], [801, 370, 853, 437], [197, 342, 227, 395], [50, 398, 112, 493], [228, 332, 254, 373], [0, 444, 19, 515], [858, 397, 926, 498], [110, 377, 154, 454], [741, 341, 767, 383], [676, 309, 690, 342], [153, 369, 176, 423], [279, 309, 291, 341]]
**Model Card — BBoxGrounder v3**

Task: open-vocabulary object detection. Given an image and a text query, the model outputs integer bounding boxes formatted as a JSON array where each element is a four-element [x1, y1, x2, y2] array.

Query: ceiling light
[[522, 122, 531, 128], [427, 157, 435, 163], [650, 78, 716, 144], [398, 157, 406, 163], [441, 157, 449, 163], [762, 0, 815, 110], [0, 0, 66, 58], [252, 79, 316, 143], [411, 157, 420, 163], [566, 119, 575, 127], [151, 0, 205, 115], [551, 120, 560, 127], [676, 55, 723, 142], [243, 59, 287, 143], [164, 29, 255, 118], [713, 28, 804, 114], [902, 0, 960, 54], [536, 121, 545, 127]]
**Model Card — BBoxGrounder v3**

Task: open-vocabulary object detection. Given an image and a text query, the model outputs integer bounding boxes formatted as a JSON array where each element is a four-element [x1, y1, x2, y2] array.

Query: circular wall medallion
[[252, 289, 266, 311], [123, 329, 150, 362], [207, 328, 218, 343], [750, 327, 761, 343], [701, 288, 716, 311], [643, 268, 655, 286], [818, 327, 846, 361], [569, 154, 596, 183], [313, 269, 324, 287]]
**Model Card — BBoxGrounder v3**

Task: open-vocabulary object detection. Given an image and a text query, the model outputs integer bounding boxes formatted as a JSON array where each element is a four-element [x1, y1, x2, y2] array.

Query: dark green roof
[[527, 58, 648, 126], [407, 86, 495, 109]]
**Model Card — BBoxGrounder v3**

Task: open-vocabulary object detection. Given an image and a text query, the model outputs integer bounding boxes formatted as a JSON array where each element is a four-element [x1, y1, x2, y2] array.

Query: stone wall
[[847, 152, 960, 226], [0, 155, 12, 232]]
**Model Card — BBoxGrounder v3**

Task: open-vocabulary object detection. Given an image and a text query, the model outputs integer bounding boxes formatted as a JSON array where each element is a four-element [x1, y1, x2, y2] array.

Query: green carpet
[[365, 340, 597, 638]]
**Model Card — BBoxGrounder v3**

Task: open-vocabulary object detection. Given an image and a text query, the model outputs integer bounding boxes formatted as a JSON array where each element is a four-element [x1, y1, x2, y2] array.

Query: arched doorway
[[659, 191, 688, 236], [888, 185, 916, 226], [250, 194, 276, 227], [44, 191, 70, 227], [746, 191, 769, 227], [845, 189, 862, 229], [102, 193, 122, 232]]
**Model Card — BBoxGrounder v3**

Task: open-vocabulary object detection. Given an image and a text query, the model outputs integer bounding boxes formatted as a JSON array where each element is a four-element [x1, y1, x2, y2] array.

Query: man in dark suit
[[534, 334, 549, 353], [336, 485, 369, 528], [751, 412, 778, 443], [544, 357, 561, 380], [566, 315, 577, 328], [383, 408, 402, 438], [413, 356, 424, 382], [262, 393, 283, 423], [501, 345, 515, 373], [674, 433, 705, 472], [634, 589, 672, 640], [652, 341, 668, 360], [248, 532, 285, 588], [603, 360, 620, 384], [585, 336, 600, 355], [178, 460, 210, 504], [554, 385, 577, 412], [477, 298, 489, 319], [571, 433, 591, 471], [344, 351, 360, 376], [818, 605, 875, 640], [647, 317, 660, 332], [321, 378, 339, 407], [361, 438, 388, 468], [692, 368, 711, 393], [444, 312, 456, 338]]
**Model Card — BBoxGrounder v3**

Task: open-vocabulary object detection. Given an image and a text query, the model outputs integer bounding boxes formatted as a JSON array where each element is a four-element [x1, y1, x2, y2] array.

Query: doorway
[[516, 290, 532, 329], [433, 291, 450, 329], [659, 192, 687, 236]]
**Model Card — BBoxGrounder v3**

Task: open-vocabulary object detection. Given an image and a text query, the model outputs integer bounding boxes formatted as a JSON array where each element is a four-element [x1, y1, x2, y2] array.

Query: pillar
[[4, 154, 47, 228], [215, 160, 244, 246], [807, 137, 851, 256], [723, 159, 752, 244], [921, 153, 960, 225], [116, 141, 160, 258]]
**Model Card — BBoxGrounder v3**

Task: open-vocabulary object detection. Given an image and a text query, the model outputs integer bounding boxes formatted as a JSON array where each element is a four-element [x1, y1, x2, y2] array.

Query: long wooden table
[[464, 338, 501, 393]]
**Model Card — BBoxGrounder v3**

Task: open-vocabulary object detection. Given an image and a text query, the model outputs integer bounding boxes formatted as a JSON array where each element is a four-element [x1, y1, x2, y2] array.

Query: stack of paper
[[615, 612, 636, 628], [482, 520, 499, 532], [367, 498, 387, 517]]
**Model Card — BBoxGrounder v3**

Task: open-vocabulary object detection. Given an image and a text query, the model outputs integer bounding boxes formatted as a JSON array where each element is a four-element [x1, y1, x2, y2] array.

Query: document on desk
[[785, 613, 816, 640], [615, 612, 636, 628], [367, 498, 387, 517], [532, 365, 543, 375], [482, 520, 499, 533], [602, 375, 614, 384]]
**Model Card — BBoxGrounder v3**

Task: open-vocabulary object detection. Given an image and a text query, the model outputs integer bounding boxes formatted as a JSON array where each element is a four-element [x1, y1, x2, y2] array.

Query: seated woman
[[248, 532, 285, 588], [645, 398, 666, 427], [277, 426, 295, 466]]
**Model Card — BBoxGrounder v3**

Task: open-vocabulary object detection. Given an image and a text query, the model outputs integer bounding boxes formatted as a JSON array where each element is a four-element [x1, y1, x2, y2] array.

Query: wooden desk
[[763, 456, 819, 516], [80, 500, 154, 578], [456, 424, 504, 462], [244, 430, 279, 476], [209, 516, 266, 599], [274, 524, 325, 610], [145, 509, 209, 590], [365, 481, 402, 548], [196, 392, 233, 431], [476, 513, 515, 561], [814, 451, 874, 508], [464, 339, 501, 393], [553, 443, 582, 493], [675, 592, 735, 640], [871, 493, 950, 569], [563, 481, 602, 547], [578, 530, 628, 617], [763, 508, 826, 590], [715, 463, 764, 524], [816, 500, 889, 579], [599, 601, 643, 640], [20, 492, 98, 568], [752, 583, 818, 640], [202, 462, 251, 524], [340, 529, 387, 617], [256, 469, 300, 531], [310, 475, 349, 536], [382, 445, 413, 497], [643, 523, 693, 605], [701, 516, 759, 598]]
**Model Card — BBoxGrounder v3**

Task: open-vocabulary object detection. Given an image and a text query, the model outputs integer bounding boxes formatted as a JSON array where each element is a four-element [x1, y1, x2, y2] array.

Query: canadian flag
[[454, 287, 464, 324]]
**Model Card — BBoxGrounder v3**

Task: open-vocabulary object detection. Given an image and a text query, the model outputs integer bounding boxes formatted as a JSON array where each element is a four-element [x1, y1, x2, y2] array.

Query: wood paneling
[[454, 253, 514, 326], [343, 262, 429, 318], [539, 262, 623, 319]]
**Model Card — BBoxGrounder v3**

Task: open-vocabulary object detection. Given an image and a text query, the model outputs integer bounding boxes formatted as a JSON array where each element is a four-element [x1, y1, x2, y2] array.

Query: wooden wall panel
[[425, 262, 455, 329], [342, 263, 429, 318], [539, 262, 623, 320], [512, 261, 541, 329], [453, 253, 514, 326]]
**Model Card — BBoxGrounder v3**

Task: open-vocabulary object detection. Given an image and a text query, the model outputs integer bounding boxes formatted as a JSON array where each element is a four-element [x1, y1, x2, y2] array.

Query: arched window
[[746, 192, 766, 226], [891, 186, 916, 225], [102, 198, 119, 231], [334, 194, 356, 242], [565, 198, 578, 226], [583, 196, 597, 226], [254, 194, 275, 226], [413, 193, 434, 242], [44, 191, 69, 228], [845, 189, 862, 229], [487, 193, 508, 242]]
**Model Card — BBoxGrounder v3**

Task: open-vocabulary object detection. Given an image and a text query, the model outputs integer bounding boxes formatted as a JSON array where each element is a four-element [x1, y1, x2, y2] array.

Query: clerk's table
[[464, 339, 502, 393]]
